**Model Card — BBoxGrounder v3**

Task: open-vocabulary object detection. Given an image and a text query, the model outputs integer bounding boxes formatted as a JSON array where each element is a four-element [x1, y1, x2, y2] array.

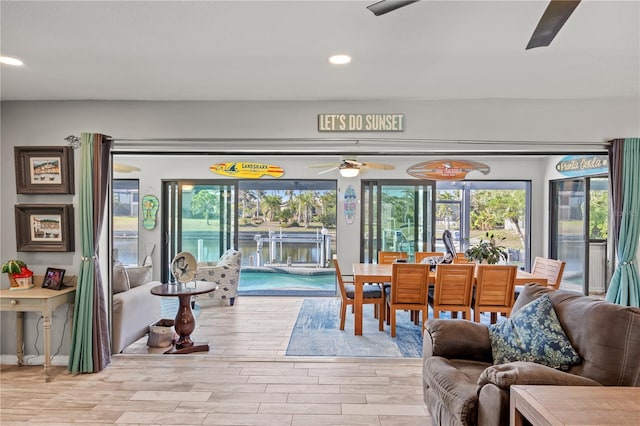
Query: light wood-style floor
[[1, 296, 431, 425]]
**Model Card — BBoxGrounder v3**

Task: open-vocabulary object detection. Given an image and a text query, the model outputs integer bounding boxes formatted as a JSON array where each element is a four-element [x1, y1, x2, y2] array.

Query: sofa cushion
[[477, 361, 601, 391], [113, 266, 130, 294], [488, 294, 580, 369], [126, 265, 152, 288]]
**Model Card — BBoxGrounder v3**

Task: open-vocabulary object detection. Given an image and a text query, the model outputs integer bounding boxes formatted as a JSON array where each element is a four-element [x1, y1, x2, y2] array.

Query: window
[[112, 179, 139, 266]]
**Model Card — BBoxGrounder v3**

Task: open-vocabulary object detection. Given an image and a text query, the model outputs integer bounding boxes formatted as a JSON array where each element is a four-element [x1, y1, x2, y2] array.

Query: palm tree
[[262, 194, 283, 222]]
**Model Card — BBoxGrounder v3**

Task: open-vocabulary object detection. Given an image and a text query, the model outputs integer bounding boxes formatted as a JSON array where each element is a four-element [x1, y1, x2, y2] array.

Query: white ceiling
[[1, 0, 638, 102]]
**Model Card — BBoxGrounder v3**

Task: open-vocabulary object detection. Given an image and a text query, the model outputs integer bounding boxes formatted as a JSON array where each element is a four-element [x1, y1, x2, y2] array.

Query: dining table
[[351, 263, 548, 336]]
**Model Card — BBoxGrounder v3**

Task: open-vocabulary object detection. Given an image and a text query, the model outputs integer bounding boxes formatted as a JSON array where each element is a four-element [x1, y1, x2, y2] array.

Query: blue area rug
[[287, 298, 495, 358]]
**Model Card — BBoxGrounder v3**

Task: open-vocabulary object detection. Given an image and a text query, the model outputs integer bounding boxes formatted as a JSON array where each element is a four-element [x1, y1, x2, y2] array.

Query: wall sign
[[210, 162, 284, 178], [318, 114, 404, 132], [407, 160, 490, 180], [555, 155, 608, 177], [344, 185, 357, 224]]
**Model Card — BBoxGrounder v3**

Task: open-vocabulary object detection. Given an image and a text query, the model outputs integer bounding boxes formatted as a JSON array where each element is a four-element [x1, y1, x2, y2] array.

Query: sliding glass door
[[162, 181, 237, 283], [550, 176, 608, 294], [361, 180, 436, 263]]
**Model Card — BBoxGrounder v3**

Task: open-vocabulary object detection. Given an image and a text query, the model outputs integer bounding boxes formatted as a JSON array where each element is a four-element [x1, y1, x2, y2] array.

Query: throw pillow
[[112, 266, 130, 294], [126, 265, 152, 288], [488, 294, 580, 370]]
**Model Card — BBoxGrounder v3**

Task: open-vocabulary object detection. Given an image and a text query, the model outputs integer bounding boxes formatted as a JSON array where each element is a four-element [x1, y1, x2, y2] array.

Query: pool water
[[238, 270, 337, 296]]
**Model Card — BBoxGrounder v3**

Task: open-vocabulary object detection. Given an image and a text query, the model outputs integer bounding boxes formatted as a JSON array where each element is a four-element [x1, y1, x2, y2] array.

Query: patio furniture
[[334, 256, 385, 331], [473, 264, 517, 323], [422, 283, 640, 426], [415, 251, 444, 263], [429, 263, 475, 320], [531, 257, 566, 289]]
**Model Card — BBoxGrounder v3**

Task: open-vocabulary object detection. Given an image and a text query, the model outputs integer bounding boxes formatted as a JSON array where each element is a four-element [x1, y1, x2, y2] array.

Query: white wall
[[1, 98, 637, 359]]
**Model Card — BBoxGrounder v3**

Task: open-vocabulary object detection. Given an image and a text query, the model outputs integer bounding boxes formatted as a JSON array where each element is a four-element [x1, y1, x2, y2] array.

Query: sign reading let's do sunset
[[318, 114, 404, 132]]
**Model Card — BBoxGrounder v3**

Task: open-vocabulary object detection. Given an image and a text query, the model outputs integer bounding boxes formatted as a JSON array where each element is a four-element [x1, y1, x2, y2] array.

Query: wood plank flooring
[[1, 296, 431, 425]]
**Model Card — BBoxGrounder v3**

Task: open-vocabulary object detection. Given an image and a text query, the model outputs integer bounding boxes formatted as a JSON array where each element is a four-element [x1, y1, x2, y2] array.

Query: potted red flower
[[2, 259, 34, 290]]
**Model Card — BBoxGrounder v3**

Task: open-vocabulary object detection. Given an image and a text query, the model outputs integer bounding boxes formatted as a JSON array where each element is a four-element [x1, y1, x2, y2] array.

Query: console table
[[150, 282, 217, 354], [511, 385, 640, 425], [0, 284, 76, 382]]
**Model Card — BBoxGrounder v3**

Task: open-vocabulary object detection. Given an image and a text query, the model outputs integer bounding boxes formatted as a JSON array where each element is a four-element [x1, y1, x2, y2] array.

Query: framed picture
[[14, 146, 74, 194], [42, 267, 66, 290], [15, 204, 75, 252]]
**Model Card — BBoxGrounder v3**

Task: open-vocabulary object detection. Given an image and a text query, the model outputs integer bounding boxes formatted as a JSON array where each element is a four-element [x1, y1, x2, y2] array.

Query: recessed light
[[0, 56, 24, 66], [329, 54, 351, 65]]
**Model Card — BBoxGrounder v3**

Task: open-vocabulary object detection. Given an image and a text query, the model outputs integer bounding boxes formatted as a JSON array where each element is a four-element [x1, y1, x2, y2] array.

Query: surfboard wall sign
[[209, 162, 284, 178], [407, 160, 490, 180], [555, 155, 608, 177], [344, 185, 357, 224]]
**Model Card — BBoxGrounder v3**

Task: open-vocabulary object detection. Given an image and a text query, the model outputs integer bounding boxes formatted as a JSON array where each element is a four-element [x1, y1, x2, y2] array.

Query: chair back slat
[[332, 255, 349, 300], [532, 257, 566, 289], [434, 264, 475, 307], [378, 251, 408, 264], [390, 263, 429, 305], [415, 252, 444, 263]]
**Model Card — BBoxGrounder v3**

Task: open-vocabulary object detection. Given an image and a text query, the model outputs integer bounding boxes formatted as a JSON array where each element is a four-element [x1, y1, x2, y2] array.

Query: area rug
[[287, 298, 496, 358], [286, 298, 425, 357]]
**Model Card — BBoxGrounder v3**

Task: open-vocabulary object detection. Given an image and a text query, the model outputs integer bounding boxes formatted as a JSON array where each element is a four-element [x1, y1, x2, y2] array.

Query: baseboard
[[0, 354, 69, 367]]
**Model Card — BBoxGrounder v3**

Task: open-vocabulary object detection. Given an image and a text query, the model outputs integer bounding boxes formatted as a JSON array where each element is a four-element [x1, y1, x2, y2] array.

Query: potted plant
[[2, 259, 34, 290], [464, 232, 508, 264]]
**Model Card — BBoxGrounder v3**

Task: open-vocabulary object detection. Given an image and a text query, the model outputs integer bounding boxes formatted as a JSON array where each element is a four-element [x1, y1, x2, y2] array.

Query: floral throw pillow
[[488, 294, 580, 369]]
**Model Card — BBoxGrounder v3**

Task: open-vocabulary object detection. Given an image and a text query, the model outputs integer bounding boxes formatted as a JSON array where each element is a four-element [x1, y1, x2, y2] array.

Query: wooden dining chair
[[415, 252, 444, 263], [430, 263, 475, 320], [531, 257, 566, 289], [386, 263, 430, 337], [333, 256, 385, 331], [453, 253, 475, 264], [473, 264, 517, 323], [378, 251, 408, 264]]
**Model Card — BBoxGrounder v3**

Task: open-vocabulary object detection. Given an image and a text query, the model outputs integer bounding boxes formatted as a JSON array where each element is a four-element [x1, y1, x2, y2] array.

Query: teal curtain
[[606, 138, 640, 307], [68, 133, 112, 373]]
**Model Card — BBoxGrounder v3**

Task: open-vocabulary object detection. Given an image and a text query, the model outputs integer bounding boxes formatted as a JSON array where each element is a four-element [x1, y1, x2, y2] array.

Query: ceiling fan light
[[340, 167, 360, 178], [329, 54, 351, 65]]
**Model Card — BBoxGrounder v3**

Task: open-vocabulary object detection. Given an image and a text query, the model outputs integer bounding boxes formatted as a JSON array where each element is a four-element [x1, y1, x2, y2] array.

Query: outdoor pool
[[238, 269, 336, 296]]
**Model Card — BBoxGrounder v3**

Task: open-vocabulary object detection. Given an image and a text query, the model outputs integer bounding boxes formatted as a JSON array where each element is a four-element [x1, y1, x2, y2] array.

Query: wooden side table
[[0, 285, 76, 382], [511, 385, 640, 425], [150, 282, 217, 354]]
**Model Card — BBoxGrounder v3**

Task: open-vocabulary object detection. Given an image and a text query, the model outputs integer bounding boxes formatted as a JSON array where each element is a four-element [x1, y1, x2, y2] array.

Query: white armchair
[[195, 249, 241, 306]]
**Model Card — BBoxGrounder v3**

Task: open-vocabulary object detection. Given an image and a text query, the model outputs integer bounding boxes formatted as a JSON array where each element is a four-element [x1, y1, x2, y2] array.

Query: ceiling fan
[[308, 159, 395, 177], [366, 0, 581, 50]]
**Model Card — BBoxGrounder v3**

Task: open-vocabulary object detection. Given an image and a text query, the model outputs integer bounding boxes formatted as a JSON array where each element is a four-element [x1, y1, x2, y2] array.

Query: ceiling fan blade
[[318, 166, 339, 175], [343, 159, 363, 166], [363, 162, 396, 170], [367, 0, 420, 16], [308, 162, 340, 169], [526, 0, 581, 50], [113, 163, 141, 173]]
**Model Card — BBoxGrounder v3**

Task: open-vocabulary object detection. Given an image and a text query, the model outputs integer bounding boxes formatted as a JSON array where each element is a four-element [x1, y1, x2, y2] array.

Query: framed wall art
[[15, 204, 75, 252], [14, 146, 75, 194]]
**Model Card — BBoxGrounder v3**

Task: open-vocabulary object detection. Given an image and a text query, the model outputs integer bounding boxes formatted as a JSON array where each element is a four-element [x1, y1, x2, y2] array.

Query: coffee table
[[150, 282, 217, 354]]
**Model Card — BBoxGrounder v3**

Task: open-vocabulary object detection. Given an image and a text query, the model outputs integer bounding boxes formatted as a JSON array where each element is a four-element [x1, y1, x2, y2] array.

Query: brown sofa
[[422, 283, 640, 426]]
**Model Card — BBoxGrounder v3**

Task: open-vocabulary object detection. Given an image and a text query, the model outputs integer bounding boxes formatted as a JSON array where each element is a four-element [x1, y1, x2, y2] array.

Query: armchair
[[194, 249, 241, 306], [422, 283, 640, 426]]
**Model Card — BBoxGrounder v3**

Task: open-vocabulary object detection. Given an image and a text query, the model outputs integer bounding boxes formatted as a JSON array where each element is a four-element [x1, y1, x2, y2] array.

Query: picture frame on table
[[14, 146, 74, 194], [15, 204, 75, 252], [42, 267, 66, 290]]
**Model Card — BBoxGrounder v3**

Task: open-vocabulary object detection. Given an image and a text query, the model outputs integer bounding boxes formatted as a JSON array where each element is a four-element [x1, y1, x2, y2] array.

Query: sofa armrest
[[112, 281, 162, 353], [477, 361, 602, 391], [424, 319, 493, 363]]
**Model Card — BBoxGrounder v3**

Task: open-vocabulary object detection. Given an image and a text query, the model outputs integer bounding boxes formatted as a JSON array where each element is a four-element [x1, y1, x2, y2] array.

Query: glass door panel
[[162, 181, 237, 283], [551, 179, 586, 293], [362, 180, 436, 263]]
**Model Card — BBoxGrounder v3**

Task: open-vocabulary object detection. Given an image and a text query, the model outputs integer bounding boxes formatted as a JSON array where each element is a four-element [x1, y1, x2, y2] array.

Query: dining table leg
[[354, 278, 363, 335]]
